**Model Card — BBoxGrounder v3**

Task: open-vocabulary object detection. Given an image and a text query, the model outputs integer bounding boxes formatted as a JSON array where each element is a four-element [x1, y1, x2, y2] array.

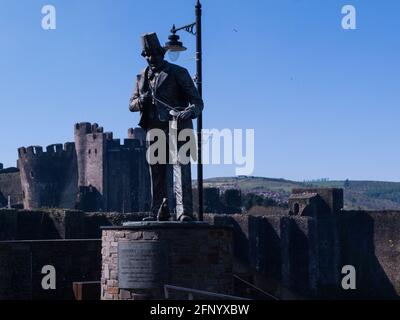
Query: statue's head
[[141, 32, 166, 70]]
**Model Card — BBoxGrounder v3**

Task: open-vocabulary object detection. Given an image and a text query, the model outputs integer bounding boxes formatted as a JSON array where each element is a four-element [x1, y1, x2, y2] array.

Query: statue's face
[[145, 52, 165, 70]]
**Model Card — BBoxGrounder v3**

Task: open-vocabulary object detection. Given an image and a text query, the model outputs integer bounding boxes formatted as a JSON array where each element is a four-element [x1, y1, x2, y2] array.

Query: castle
[[0, 123, 151, 213], [1, 125, 400, 299]]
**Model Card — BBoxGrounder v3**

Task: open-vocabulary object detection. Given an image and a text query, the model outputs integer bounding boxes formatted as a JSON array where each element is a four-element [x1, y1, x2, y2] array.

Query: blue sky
[[0, 0, 399, 181]]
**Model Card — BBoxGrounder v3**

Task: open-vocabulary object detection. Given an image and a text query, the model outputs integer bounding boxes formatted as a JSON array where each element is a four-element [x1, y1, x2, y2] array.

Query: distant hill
[[200, 176, 400, 210]]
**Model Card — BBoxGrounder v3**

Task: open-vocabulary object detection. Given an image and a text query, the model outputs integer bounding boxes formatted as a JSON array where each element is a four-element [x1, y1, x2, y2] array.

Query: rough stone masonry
[[101, 223, 233, 300]]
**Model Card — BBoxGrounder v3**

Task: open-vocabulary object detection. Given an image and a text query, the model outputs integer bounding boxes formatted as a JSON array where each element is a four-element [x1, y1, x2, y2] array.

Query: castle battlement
[[104, 132, 113, 140], [74, 122, 104, 135], [75, 123, 113, 141], [127, 128, 146, 147], [46, 144, 63, 153], [128, 128, 145, 140], [18, 143, 76, 159], [18, 146, 43, 157]]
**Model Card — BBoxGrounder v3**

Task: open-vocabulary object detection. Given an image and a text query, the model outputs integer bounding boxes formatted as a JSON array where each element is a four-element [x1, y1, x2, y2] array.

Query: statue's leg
[[174, 162, 194, 220], [173, 127, 195, 221], [145, 124, 170, 219], [150, 163, 168, 217], [166, 164, 175, 215]]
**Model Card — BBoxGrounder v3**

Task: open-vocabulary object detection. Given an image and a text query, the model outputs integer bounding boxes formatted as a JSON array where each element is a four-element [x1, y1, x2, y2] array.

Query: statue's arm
[[129, 79, 142, 112], [177, 68, 204, 118]]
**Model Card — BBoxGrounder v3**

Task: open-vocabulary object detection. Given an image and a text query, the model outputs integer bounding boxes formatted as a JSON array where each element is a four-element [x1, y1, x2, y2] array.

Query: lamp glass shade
[[168, 50, 180, 62]]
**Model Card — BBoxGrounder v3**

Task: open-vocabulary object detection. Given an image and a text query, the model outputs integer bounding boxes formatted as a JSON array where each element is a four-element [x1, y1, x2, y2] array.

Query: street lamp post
[[165, 0, 204, 221]]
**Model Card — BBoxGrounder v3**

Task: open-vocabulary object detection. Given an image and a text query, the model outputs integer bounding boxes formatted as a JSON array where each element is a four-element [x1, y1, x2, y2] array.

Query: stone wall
[[208, 207, 400, 299], [83, 212, 148, 239], [281, 216, 318, 296], [0, 168, 23, 208], [206, 214, 321, 298], [1, 199, 400, 300], [0, 240, 101, 300], [0, 209, 85, 240], [17, 143, 78, 210], [0, 209, 147, 241], [105, 138, 151, 213], [339, 210, 400, 299]]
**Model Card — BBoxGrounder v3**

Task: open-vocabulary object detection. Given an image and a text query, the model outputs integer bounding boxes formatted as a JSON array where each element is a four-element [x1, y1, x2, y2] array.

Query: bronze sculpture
[[129, 32, 204, 222]]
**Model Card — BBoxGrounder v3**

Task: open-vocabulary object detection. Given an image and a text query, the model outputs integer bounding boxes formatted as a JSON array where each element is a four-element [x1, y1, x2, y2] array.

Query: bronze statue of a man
[[129, 32, 204, 222]]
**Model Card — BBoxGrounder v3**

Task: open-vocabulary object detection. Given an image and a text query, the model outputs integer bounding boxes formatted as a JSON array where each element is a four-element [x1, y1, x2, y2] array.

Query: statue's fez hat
[[141, 32, 166, 57]]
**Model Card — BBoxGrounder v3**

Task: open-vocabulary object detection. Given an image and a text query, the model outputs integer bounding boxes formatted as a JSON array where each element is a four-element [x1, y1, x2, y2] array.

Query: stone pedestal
[[101, 222, 233, 300]]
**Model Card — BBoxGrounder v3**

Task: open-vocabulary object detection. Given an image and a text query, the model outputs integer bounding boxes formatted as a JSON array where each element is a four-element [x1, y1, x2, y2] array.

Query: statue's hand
[[177, 109, 194, 121], [139, 92, 152, 109]]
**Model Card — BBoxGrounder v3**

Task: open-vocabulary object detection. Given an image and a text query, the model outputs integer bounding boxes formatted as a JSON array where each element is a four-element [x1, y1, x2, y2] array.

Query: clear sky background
[[0, 0, 399, 181]]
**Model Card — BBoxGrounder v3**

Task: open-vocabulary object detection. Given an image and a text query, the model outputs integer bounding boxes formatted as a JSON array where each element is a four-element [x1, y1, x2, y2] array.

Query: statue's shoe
[[179, 215, 195, 222], [157, 213, 171, 221]]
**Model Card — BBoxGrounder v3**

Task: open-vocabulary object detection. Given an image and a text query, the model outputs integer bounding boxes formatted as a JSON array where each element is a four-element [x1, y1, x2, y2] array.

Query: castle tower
[[17, 143, 78, 210], [74, 123, 151, 212], [74, 122, 111, 211]]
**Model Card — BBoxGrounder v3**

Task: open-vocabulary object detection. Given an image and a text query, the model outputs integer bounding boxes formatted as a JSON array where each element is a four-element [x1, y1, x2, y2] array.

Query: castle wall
[[289, 189, 342, 295], [1, 205, 400, 300], [206, 214, 315, 298], [0, 209, 150, 241], [0, 168, 23, 208], [207, 194, 400, 300], [339, 210, 400, 299], [0, 240, 101, 300], [130, 140, 152, 212], [315, 212, 340, 295], [106, 139, 136, 213], [18, 143, 78, 210], [105, 138, 151, 213], [281, 216, 318, 296], [83, 212, 148, 239], [0, 209, 85, 241]]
